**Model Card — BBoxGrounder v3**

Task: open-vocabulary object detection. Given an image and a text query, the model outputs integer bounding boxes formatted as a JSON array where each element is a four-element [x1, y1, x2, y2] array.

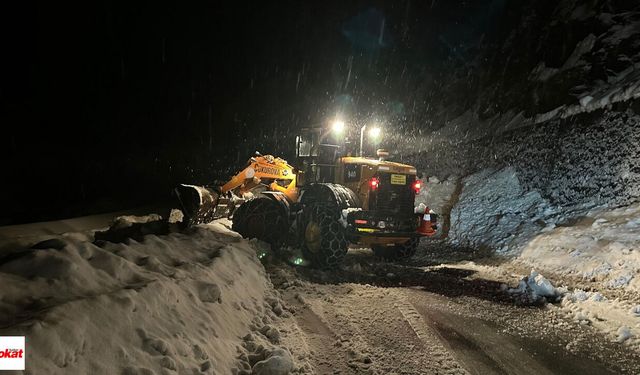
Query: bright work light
[[332, 120, 345, 135], [368, 126, 381, 140]]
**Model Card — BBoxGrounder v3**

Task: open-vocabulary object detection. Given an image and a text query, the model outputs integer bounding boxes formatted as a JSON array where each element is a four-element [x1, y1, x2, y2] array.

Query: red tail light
[[370, 177, 380, 191], [413, 180, 422, 194]]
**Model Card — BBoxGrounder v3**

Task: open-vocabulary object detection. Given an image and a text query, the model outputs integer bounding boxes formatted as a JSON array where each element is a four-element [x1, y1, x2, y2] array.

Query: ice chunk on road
[[509, 270, 562, 302], [527, 271, 558, 297], [616, 326, 634, 343]]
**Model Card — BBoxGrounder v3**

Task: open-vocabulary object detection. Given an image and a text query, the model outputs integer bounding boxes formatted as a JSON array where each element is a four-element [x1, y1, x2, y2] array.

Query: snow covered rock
[[251, 348, 294, 375]]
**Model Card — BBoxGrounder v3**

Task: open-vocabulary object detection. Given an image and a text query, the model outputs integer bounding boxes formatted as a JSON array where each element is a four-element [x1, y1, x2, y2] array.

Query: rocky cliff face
[[418, 0, 640, 130], [404, 1, 640, 252]]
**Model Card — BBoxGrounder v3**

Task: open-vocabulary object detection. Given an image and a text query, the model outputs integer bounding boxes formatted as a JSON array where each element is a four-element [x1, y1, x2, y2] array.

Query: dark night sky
[[2, 1, 505, 224]]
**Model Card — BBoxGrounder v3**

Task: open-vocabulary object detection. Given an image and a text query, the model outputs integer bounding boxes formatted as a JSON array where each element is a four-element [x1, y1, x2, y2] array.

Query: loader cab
[[295, 128, 342, 184]]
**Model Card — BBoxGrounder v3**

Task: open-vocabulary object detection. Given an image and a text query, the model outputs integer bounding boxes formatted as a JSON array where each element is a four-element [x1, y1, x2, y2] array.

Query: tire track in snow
[[404, 288, 621, 375], [391, 290, 469, 374], [283, 282, 467, 374], [286, 293, 359, 374]]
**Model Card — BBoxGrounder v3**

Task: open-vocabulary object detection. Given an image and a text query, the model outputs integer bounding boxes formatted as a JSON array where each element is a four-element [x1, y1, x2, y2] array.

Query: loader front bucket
[[174, 184, 223, 226]]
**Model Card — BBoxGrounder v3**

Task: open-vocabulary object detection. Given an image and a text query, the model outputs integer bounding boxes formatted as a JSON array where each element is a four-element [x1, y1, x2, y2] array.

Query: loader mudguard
[[299, 183, 361, 209]]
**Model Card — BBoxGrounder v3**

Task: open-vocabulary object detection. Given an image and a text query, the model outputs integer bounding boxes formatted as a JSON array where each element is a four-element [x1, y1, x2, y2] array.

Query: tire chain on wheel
[[231, 196, 288, 249], [301, 204, 348, 269], [231, 200, 249, 233], [373, 237, 419, 260]]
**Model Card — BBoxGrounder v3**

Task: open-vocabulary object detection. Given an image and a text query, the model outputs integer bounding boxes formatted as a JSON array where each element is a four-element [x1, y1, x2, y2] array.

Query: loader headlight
[[368, 127, 381, 140], [332, 120, 345, 135]]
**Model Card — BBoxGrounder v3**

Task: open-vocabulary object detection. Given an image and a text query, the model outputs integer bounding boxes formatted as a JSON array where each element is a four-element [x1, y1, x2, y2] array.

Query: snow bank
[[448, 167, 556, 253], [519, 203, 640, 292], [453, 197, 640, 347], [562, 289, 640, 349], [0, 209, 159, 254], [0, 220, 287, 374], [442, 165, 640, 347]]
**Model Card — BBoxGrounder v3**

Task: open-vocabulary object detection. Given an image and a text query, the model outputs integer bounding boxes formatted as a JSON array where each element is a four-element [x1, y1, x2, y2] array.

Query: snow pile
[[562, 289, 640, 348], [448, 167, 556, 253], [110, 214, 164, 230], [508, 204, 640, 348], [519, 203, 640, 292], [0, 219, 294, 374], [0, 209, 157, 254], [94, 214, 171, 244]]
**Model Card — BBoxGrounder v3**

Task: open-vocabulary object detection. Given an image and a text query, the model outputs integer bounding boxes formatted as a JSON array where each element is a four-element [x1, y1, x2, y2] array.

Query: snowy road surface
[[269, 248, 640, 375]]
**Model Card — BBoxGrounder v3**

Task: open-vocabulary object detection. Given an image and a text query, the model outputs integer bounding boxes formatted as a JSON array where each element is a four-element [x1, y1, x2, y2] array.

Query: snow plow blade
[[174, 184, 233, 226]]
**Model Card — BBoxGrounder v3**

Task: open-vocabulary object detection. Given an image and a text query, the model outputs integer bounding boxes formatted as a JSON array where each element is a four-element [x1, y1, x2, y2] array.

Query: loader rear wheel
[[301, 205, 348, 269], [372, 237, 420, 260], [232, 196, 288, 249]]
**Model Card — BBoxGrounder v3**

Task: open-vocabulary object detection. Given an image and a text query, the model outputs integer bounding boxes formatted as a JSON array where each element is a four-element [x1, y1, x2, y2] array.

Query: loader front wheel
[[232, 196, 288, 249], [372, 237, 419, 260], [301, 205, 348, 269]]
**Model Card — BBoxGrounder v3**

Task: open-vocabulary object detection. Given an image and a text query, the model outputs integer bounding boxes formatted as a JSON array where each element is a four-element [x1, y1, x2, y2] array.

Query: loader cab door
[[296, 128, 341, 183], [295, 132, 318, 158]]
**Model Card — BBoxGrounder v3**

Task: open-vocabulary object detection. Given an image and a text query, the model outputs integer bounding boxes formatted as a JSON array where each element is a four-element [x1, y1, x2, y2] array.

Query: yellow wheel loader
[[175, 128, 437, 268]]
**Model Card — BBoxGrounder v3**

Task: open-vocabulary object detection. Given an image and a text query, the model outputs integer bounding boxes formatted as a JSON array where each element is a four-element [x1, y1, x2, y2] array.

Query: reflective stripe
[[357, 228, 377, 233]]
